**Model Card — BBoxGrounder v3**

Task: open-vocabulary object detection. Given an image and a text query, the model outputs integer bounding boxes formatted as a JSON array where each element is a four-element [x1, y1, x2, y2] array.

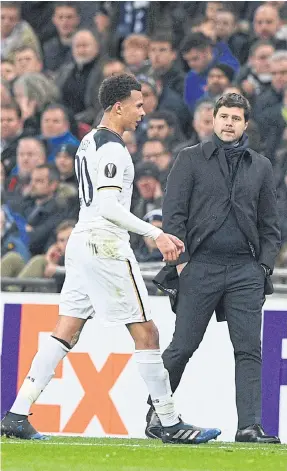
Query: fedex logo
[[1, 304, 132, 435]]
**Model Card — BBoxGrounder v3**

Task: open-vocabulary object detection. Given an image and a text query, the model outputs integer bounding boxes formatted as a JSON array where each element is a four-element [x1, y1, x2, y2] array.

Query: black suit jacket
[[154, 140, 281, 317]]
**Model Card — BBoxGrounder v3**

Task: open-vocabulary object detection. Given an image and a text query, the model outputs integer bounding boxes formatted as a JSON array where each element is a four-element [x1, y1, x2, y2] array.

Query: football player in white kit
[[2, 74, 221, 444]]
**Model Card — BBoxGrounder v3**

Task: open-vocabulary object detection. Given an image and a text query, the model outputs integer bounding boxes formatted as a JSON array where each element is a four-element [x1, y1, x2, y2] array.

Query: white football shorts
[[59, 231, 152, 325]]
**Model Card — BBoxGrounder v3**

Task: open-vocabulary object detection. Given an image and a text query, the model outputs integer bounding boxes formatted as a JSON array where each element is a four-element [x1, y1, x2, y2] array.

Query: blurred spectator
[[40, 103, 79, 161], [14, 46, 43, 76], [200, 63, 235, 103], [181, 32, 239, 111], [55, 29, 103, 124], [122, 34, 150, 75], [252, 4, 286, 50], [0, 58, 17, 83], [122, 131, 140, 164], [13, 72, 60, 135], [257, 85, 287, 163], [20, 1, 56, 45], [55, 143, 78, 187], [173, 101, 214, 154], [131, 161, 163, 250], [1, 219, 75, 292], [102, 58, 126, 78], [43, 2, 80, 73], [1, 102, 25, 174], [141, 138, 173, 189], [134, 209, 163, 263], [6, 137, 47, 210], [1, 1, 41, 61], [254, 51, 287, 137], [1, 205, 30, 263], [133, 161, 163, 218], [148, 32, 184, 96], [235, 40, 275, 106], [136, 75, 190, 138], [214, 7, 250, 64], [16, 164, 67, 256], [146, 110, 184, 150]]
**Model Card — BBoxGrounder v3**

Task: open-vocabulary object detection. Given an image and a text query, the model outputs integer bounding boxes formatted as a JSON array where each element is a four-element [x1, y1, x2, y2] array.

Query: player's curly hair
[[98, 73, 142, 111]]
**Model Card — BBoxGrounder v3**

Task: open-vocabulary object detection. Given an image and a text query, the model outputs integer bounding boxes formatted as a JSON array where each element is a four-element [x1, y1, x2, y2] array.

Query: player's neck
[[99, 115, 124, 137]]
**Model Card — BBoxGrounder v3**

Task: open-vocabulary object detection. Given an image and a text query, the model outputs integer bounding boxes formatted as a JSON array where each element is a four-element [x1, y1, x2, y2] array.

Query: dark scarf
[[212, 132, 249, 175]]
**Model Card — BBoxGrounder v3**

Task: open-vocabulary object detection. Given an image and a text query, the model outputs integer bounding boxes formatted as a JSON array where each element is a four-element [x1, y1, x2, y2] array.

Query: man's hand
[[44, 262, 58, 278], [176, 262, 188, 276], [155, 233, 185, 262]]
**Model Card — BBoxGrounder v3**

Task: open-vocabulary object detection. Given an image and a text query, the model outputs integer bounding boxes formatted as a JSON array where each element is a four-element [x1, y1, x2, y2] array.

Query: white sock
[[10, 336, 69, 416], [135, 349, 179, 427]]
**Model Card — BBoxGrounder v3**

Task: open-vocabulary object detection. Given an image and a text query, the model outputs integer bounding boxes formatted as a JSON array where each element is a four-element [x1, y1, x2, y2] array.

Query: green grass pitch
[[1, 436, 287, 471]]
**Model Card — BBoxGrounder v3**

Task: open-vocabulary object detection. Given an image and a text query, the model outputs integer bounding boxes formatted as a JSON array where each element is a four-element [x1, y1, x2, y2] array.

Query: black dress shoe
[[145, 407, 163, 439], [235, 424, 281, 443]]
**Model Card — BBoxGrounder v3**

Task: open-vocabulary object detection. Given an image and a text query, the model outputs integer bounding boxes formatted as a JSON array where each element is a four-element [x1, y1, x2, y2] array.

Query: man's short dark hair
[[42, 103, 70, 123], [2, 2, 21, 12], [147, 110, 178, 128], [56, 219, 76, 235], [214, 93, 251, 121], [35, 164, 60, 182], [249, 39, 274, 58], [180, 33, 212, 55], [142, 138, 171, 154], [1, 101, 21, 119], [98, 73, 142, 111], [53, 2, 80, 14], [150, 32, 176, 50]]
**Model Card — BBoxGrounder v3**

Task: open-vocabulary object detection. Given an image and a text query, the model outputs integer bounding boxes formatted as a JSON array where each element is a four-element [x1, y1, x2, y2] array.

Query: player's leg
[[1, 233, 94, 439], [1, 316, 86, 440], [125, 259, 221, 444]]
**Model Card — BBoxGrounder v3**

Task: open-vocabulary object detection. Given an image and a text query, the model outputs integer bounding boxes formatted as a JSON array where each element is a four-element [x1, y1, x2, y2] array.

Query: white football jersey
[[73, 127, 134, 239]]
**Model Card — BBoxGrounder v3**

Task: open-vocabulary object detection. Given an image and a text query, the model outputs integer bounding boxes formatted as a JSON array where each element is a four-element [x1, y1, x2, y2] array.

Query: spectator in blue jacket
[[180, 32, 240, 112], [40, 103, 79, 162], [1, 205, 31, 263]]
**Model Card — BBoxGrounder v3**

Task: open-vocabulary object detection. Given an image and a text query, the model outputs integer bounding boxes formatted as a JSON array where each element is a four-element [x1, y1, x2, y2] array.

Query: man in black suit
[[146, 93, 281, 443]]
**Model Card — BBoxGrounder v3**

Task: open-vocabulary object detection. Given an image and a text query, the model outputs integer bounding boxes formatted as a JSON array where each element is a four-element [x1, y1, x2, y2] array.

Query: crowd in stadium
[[1, 1, 287, 291]]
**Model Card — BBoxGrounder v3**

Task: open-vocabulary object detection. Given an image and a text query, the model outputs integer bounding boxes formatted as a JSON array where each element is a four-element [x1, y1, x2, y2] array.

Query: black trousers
[[151, 260, 265, 429]]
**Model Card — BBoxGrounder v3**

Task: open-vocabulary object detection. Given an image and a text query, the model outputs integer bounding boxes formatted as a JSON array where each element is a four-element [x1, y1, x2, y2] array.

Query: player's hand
[[155, 233, 184, 262]]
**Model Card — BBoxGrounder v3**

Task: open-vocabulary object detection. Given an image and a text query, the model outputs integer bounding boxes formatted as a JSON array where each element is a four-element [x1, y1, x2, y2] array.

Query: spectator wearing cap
[[141, 139, 173, 189], [134, 209, 163, 263], [199, 63, 235, 104], [181, 32, 239, 112], [131, 161, 163, 250], [235, 40, 275, 107], [148, 32, 185, 96], [40, 103, 79, 163], [122, 34, 150, 75], [55, 144, 78, 187], [43, 2, 80, 73], [137, 75, 191, 136], [55, 29, 103, 125], [1, 2, 41, 62]]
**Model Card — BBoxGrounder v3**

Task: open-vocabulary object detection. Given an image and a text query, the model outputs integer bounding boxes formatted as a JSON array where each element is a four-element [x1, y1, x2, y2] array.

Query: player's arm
[[96, 145, 184, 261]]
